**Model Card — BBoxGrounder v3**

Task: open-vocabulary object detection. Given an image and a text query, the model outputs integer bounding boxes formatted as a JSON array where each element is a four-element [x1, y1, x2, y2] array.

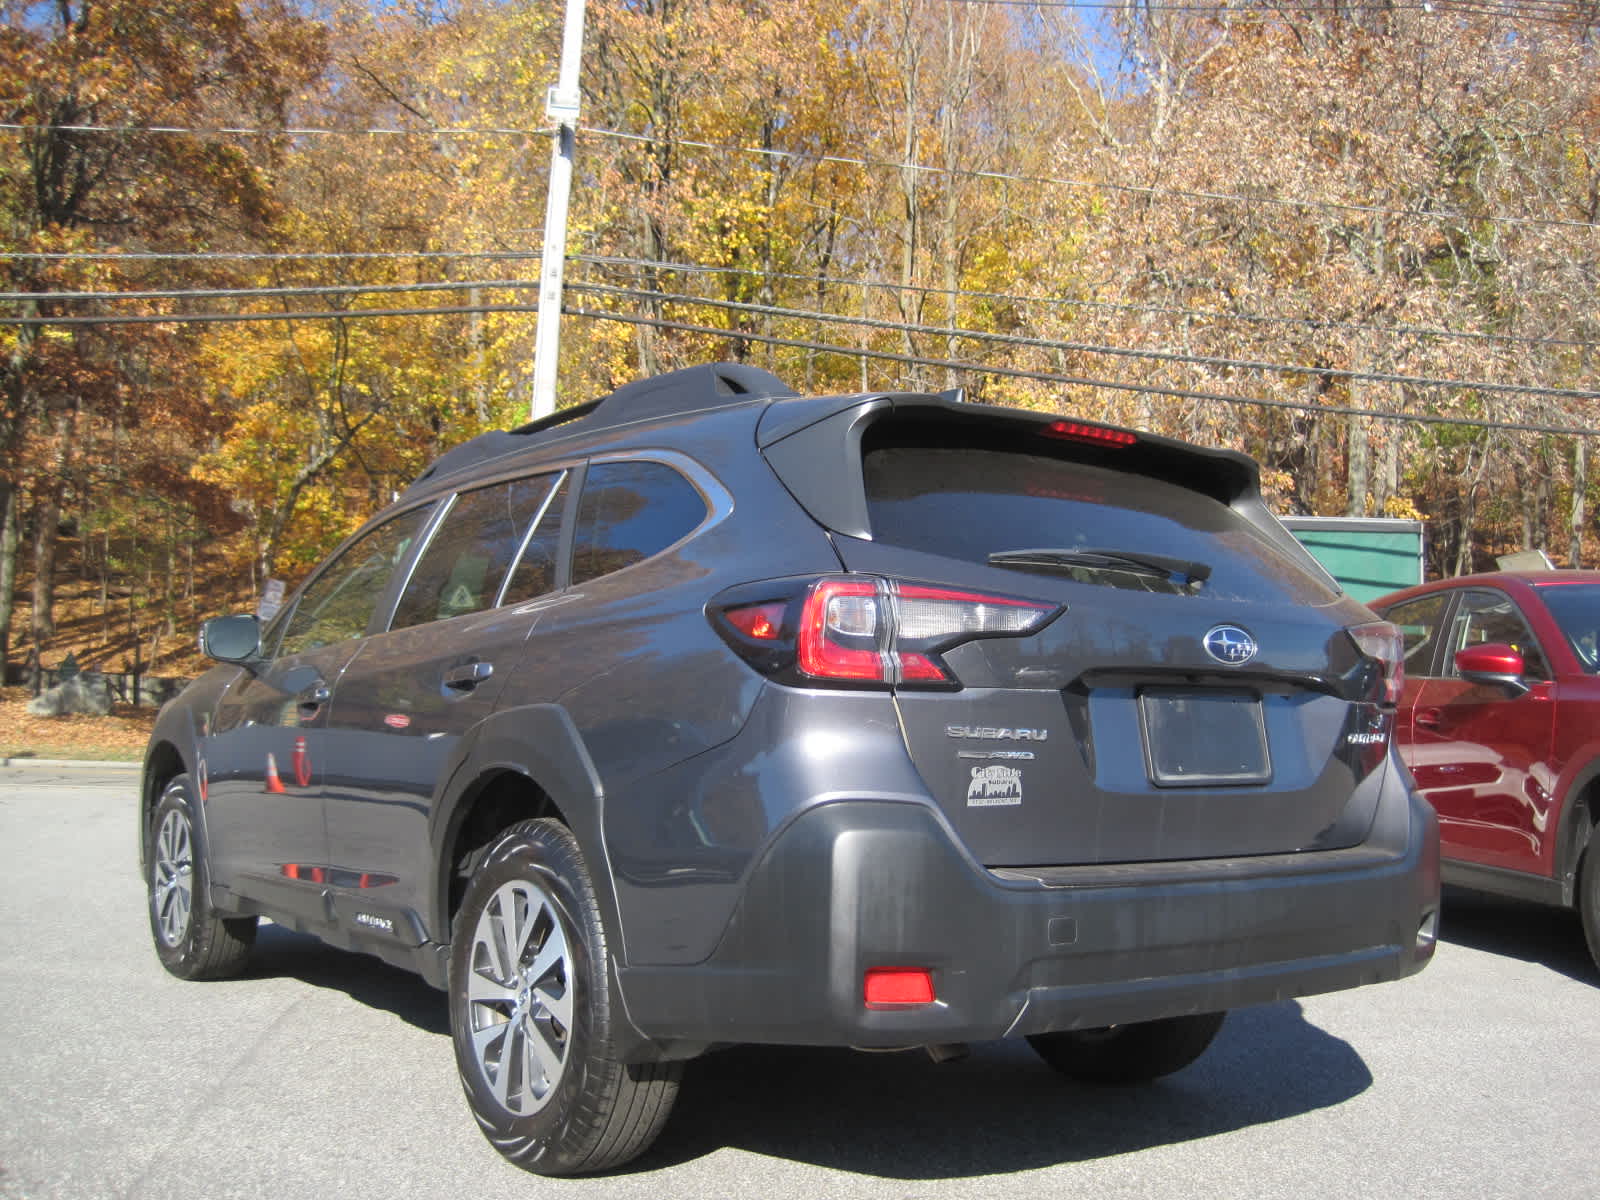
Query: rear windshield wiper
[[987, 547, 1212, 586]]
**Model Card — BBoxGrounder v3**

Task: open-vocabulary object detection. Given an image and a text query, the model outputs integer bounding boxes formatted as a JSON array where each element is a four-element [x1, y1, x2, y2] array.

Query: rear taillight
[[1349, 621, 1405, 705], [713, 575, 1059, 689]]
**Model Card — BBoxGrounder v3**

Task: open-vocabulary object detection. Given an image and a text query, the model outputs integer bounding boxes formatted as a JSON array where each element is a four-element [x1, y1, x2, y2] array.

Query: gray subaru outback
[[140, 363, 1438, 1175]]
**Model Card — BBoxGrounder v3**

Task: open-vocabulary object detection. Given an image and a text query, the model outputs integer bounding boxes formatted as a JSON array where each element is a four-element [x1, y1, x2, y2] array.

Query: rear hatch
[[760, 398, 1397, 868]]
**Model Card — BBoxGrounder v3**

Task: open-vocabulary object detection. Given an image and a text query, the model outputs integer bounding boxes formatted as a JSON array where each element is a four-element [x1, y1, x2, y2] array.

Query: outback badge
[[1203, 624, 1258, 665]]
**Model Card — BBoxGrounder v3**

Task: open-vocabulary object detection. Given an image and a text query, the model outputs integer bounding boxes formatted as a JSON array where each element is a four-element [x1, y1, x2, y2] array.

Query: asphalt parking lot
[[2, 762, 1595, 1200]]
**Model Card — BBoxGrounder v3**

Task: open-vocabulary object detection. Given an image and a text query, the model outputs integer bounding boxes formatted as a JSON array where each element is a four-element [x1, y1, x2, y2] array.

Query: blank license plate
[[1139, 689, 1271, 787]]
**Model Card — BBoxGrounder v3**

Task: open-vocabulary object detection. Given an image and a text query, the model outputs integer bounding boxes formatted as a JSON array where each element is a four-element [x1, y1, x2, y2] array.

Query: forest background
[[3, 0, 1599, 684]]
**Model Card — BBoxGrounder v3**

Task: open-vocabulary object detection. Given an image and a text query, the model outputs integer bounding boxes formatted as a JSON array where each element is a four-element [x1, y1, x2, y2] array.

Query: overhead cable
[[565, 306, 1600, 438]]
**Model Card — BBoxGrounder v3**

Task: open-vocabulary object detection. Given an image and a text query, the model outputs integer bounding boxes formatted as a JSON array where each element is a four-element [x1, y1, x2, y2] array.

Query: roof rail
[[407, 363, 795, 494]]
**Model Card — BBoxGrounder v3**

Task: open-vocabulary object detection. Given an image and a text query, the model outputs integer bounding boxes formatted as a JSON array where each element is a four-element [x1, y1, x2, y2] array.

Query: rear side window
[[862, 446, 1336, 605], [571, 461, 707, 585], [391, 473, 561, 630]]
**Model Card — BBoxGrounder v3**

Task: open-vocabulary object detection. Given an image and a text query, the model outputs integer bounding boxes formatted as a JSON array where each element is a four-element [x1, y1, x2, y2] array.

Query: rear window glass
[[862, 447, 1336, 605]]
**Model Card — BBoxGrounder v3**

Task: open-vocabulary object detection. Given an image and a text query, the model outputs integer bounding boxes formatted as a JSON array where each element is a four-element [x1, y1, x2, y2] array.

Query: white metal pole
[[530, 0, 588, 420]]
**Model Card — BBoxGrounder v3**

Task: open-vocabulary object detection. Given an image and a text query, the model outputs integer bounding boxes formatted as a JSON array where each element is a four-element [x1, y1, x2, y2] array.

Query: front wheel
[[448, 819, 681, 1176], [146, 774, 256, 980], [1027, 1012, 1226, 1085]]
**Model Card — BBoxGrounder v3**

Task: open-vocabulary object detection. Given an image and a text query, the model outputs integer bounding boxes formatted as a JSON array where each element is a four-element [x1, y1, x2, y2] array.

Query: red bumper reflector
[[864, 967, 936, 1007]]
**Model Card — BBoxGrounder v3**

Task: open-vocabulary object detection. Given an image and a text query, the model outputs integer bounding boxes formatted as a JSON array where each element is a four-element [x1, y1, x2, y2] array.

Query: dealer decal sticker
[[967, 764, 1023, 807]]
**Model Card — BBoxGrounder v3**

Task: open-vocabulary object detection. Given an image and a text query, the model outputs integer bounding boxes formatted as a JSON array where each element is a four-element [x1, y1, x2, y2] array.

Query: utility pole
[[530, 0, 588, 420]]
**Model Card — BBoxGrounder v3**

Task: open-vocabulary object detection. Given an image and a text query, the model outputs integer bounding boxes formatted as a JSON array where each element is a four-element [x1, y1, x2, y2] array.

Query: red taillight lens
[[1349, 621, 1405, 705], [797, 578, 1057, 686], [864, 967, 936, 1007], [1041, 419, 1137, 448], [798, 579, 885, 680]]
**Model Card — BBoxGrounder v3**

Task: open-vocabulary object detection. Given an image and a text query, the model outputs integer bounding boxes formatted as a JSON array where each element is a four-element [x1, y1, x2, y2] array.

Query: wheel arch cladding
[[140, 740, 186, 868], [432, 704, 609, 944]]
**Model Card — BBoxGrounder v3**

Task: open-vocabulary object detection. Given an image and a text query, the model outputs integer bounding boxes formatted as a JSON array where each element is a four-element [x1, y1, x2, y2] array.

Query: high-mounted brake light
[[1349, 621, 1405, 705], [1041, 419, 1138, 448]]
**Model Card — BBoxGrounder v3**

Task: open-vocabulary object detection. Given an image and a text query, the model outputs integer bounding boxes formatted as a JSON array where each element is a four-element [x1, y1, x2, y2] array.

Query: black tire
[[1580, 846, 1600, 974], [1027, 1011, 1227, 1085], [449, 819, 681, 1176], [146, 774, 256, 980]]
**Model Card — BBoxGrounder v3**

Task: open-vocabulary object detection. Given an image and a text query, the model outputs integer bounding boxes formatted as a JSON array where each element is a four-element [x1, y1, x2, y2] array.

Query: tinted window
[[1537, 583, 1600, 672], [278, 507, 432, 656], [391, 474, 560, 630], [1447, 589, 1549, 681], [502, 473, 570, 605], [571, 461, 707, 585], [1378, 593, 1450, 676], [862, 447, 1336, 605]]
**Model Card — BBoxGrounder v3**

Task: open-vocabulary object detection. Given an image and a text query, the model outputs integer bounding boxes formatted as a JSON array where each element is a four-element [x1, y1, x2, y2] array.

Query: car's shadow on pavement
[[639, 1001, 1368, 1178], [241, 926, 1373, 1179], [250, 923, 451, 1035], [1438, 885, 1597, 986]]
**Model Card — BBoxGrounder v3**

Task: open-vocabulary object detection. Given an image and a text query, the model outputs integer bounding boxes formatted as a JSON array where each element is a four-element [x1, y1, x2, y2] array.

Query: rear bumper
[[618, 766, 1439, 1048]]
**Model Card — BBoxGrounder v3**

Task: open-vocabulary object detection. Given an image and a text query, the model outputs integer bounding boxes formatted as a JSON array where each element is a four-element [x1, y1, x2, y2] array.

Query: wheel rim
[[465, 879, 574, 1116], [152, 807, 194, 948]]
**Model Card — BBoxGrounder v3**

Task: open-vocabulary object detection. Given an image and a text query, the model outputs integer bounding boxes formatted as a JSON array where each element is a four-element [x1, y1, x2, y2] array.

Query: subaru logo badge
[[1203, 624, 1258, 665]]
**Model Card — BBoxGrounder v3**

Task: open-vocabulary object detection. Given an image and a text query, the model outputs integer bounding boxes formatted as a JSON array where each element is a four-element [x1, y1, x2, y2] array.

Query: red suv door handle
[[1415, 708, 1442, 730]]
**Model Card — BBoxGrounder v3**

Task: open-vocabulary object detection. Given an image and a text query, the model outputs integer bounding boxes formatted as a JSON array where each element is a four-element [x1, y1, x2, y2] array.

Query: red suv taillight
[[712, 575, 1060, 689], [1349, 620, 1405, 705]]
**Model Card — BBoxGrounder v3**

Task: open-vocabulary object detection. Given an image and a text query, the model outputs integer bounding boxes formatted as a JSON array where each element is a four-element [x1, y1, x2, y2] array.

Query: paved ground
[[2, 763, 1595, 1199]]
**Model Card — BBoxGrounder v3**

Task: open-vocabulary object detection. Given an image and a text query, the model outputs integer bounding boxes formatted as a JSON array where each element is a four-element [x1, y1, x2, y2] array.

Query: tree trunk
[[1571, 437, 1587, 568], [0, 480, 18, 672], [1346, 412, 1370, 517]]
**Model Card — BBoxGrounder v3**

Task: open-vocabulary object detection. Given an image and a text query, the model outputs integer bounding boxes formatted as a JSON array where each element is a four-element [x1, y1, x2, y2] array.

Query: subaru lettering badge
[[1203, 624, 1258, 665]]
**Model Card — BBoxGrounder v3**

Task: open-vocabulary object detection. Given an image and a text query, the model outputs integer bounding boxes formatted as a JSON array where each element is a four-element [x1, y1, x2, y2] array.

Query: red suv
[[1372, 571, 1600, 969]]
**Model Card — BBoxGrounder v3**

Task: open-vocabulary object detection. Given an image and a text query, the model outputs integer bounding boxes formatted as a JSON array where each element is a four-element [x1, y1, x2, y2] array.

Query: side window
[[391, 474, 560, 630], [277, 507, 432, 657], [1447, 589, 1550, 682], [570, 461, 708, 586], [1378, 593, 1450, 677], [502, 473, 570, 605]]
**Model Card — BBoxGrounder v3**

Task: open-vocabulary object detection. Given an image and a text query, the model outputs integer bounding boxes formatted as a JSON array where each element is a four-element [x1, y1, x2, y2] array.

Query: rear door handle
[[1415, 708, 1441, 730], [443, 662, 494, 692]]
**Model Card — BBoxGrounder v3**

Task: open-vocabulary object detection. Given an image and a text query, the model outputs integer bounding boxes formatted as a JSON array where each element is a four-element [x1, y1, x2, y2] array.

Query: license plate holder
[[1139, 689, 1271, 787]]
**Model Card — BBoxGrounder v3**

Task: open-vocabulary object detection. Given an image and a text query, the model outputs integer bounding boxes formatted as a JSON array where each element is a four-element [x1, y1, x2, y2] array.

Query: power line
[[5, 268, 1590, 397], [946, 0, 1587, 11], [0, 250, 542, 263], [0, 278, 540, 304], [1, 290, 1590, 434], [0, 303, 541, 326], [5, 250, 1593, 354], [0, 121, 553, 139], [5, 113, 1594, 232], [572, 252, 1600, 352], [567, 281, 1600, 401], [566, 305, 1600, 437], [581, 125, 1600, 234]]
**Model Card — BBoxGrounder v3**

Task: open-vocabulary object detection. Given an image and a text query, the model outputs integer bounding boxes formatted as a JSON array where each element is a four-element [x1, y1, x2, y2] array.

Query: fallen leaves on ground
[[0, 686, 157, 762]]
